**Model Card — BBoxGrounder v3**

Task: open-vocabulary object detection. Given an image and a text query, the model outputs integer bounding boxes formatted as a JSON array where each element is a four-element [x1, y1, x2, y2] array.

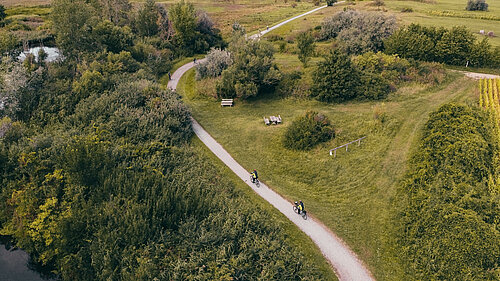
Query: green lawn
[[177, 60, 477, 279]]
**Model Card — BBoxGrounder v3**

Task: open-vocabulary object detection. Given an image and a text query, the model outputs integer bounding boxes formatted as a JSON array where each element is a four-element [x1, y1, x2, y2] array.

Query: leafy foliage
[[216, 37, 281, 99], [195, 48, 232, 80], [134, 0, 159, 37], [321, 10, 397, 54], [385, 23, 500, 67], [297, 31, 315, 67], [466, 0, 488, 11], [311, 49, 361, 102], [395, 104, 500, 280], [283, 111, 335, 150]]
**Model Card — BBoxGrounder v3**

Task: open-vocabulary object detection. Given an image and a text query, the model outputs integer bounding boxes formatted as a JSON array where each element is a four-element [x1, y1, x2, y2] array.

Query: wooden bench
[[221, 99, 234, 107]]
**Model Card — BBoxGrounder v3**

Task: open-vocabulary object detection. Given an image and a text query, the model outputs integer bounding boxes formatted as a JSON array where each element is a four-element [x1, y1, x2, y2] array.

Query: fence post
[[346, 144, 348, 152]]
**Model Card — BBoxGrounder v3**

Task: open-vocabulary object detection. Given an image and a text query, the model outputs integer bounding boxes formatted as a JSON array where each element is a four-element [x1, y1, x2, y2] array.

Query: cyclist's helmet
[[299, 200, 302, 203], [294, 201, 298, 205]]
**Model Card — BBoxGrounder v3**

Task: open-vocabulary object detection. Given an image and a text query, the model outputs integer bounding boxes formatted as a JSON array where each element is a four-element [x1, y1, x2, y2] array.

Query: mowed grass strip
[[176, 59, 477, 279]]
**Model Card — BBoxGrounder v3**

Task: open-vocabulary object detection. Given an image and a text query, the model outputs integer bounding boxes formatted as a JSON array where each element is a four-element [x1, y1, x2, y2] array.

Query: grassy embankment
[[176, 54, 477, 280]]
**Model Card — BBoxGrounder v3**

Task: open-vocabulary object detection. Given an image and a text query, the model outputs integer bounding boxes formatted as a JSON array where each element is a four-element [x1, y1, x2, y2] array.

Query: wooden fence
[[329, 137, 366, 157]]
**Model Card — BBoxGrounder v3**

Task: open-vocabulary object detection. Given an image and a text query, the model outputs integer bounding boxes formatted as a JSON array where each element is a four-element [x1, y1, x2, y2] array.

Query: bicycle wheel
[[293, 206, 298, 214], [255, 179, 260, 187], [302, 211, 307, 220]]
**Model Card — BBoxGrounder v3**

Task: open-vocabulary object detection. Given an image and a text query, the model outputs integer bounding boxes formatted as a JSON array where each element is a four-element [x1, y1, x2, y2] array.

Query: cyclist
[[250, 169, 258, 183], [299, 200, 305, 214]]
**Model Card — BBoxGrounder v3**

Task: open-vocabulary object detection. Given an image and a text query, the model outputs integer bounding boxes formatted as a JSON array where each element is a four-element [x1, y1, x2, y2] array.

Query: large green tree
[[216, 37, 281, 99], [169, 0, 197, 50], [311, 49, 361, 102], [52, 0, 96, 57], [297, 31, 315, 67], [134, 0, 159, 37]]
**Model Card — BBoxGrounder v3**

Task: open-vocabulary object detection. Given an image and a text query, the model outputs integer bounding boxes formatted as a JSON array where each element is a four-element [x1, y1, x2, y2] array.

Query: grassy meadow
[[176, 55, 478, 279]]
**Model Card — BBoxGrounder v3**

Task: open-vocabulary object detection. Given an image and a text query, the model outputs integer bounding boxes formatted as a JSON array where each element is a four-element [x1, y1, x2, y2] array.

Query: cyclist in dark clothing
[[299, 200, 304, 214], [250, 169, 258, 183]]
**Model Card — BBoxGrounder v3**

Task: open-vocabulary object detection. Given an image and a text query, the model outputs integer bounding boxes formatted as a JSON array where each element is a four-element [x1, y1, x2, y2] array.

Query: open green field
[[6, 0, 499, 45], [262, 0, 500, 48], [3, 0, 319, 36], [177, 55, 477, 279]]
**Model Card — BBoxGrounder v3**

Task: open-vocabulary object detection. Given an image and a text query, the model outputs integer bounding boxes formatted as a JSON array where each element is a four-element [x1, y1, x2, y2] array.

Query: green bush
[[283, 111, 335, 150], [216, 37, 281, 99], [395, 103, 500, 280], [466, 0, 488, 11], [311, 49, 361, 102]]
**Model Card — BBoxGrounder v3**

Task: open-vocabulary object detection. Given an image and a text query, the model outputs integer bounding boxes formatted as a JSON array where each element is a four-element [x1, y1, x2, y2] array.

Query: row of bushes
[[385, 24, 500, 68]]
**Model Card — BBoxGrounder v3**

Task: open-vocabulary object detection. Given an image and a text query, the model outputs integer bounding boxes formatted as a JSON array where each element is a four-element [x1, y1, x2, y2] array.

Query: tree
[[0, 31, 18, 55], [52, 0, 96, 57], [326, 0, 337, 6], [134, 0, 159, 37], [311, 49, 361, 102], [321, 10, 397, 54], [93, 20, 134, 53], [98, 0, 131, 25], [169, 0, 197, 51], [0, 4, 6, 23], [297, 31, 315, 67], [216, 37, 281, 99], [282, 111, 335, 150], [466, 0, 488, 11], [434, 26, 474, 66], [195, 48, 232, 80]]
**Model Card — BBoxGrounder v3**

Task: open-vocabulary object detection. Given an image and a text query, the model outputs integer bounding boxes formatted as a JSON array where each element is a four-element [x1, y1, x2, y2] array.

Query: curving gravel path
[[168, 6, 375, 281]]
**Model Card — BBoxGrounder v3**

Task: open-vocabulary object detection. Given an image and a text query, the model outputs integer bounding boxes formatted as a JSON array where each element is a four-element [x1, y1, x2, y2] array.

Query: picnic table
[[264, 115, 282, 125]]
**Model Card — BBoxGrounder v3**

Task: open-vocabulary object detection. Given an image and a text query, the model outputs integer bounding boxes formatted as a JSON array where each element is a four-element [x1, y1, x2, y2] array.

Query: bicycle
[[293, 202, 307, 220], [250, 175, 260, 187]]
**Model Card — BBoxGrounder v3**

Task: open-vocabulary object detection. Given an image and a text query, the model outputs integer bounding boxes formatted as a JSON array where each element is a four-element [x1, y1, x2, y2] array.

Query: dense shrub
[[466, 0, 488, 11], [395, 104, 500, 280], [195, 48, 232, 80], [352, 51, 445, 85], [283, 111, 335, 150], [297, 31, 315, 67], [326, 0, 337, 6], [385, 23, 500, 67], [93, 20, 134, 53], [311, 49, 361, 102], [216, 37, 281, 99], [276, 70, 306, 97], [321, 10, 397, 54]]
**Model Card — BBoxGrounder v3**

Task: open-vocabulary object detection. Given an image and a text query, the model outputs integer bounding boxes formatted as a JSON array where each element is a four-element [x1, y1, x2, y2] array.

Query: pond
[[0, 236, 56, 281], [17, 47, 63, 63]]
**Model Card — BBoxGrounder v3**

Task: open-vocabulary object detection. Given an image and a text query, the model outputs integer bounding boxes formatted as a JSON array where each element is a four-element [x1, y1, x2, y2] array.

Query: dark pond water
[[0, 236, 56, 281]]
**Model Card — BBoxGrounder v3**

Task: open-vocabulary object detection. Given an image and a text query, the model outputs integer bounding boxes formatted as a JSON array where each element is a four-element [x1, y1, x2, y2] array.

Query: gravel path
[[460, 71, 500, 80], [167, 6, 375, 281], [248, 5, 329, 40]]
